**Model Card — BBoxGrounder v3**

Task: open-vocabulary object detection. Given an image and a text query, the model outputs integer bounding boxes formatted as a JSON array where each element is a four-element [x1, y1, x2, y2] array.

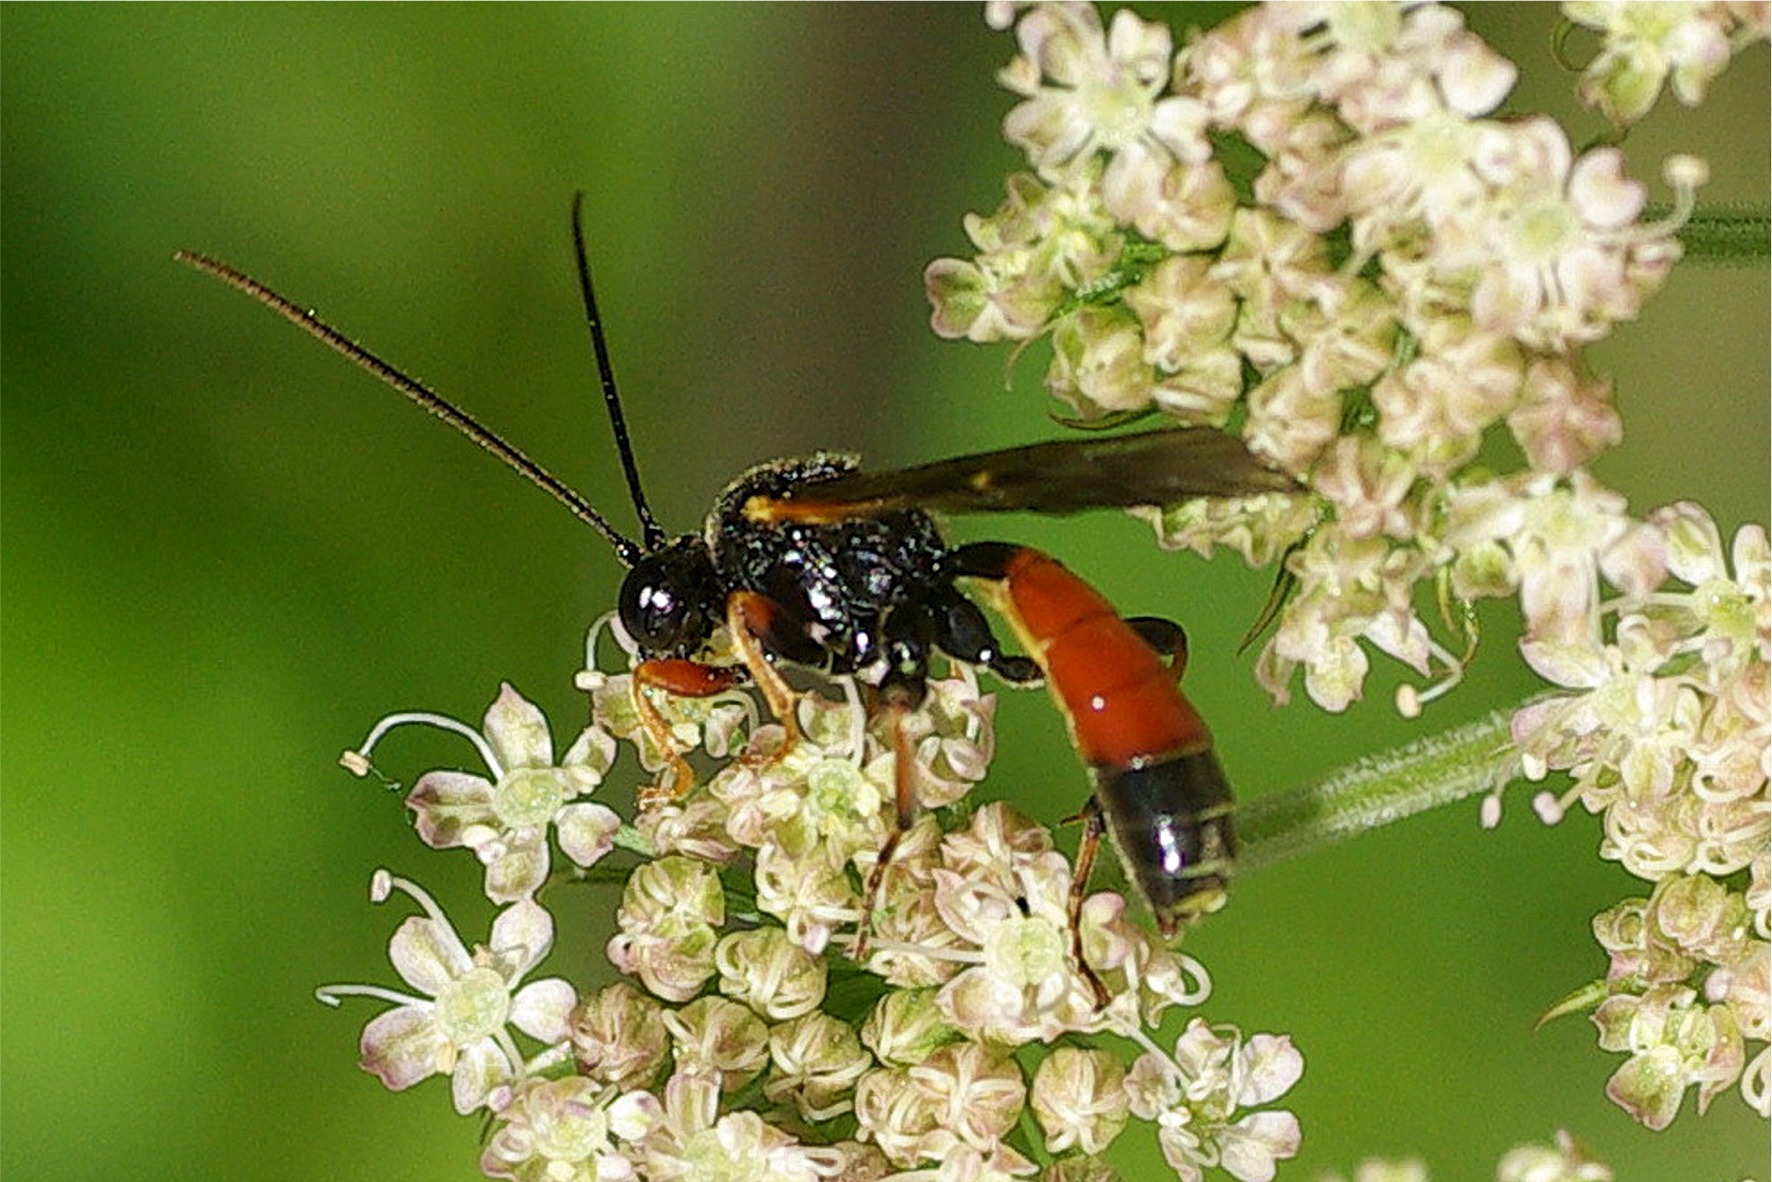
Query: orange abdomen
[[997, 549, 1211, 768]]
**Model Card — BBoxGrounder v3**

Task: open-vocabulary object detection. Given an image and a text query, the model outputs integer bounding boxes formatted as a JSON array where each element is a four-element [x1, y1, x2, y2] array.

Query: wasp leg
[[1126, 615, 1189, 681], [930, 584, 1042, 686], [632, 659, 747, 805], [726, 590, 810, 754], [1068, 797, 1114, 1009], [852, 604, 934, 962], [878, 600, 934, 709], [942, 543, 1047, 686], [853, 688, 920, 964]]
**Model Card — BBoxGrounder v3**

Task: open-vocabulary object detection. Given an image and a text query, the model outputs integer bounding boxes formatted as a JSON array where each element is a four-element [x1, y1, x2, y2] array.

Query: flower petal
[[558, 802, 622, 868], [510, 976, 577, 1043], [450, 1037, 515, 1114], [1568, 147, 1642, 230], [407, 771, 497, 850], [483, 833, 550, 904], [1219, 1109, 1301, 1182], [489, 898, 554, 979], [562, 725, 618, 791], [607, 1091, 662, 1141], [360, 1004, 447, 1091], [1236, 1034, 1304, 1105], [1519, 639, 1608, 688], [483, 683, 554, 771], [390, 915, 473, 997]]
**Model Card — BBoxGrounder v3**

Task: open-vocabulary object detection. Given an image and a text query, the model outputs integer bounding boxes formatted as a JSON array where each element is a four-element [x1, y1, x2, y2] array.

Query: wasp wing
[[752, 426, 1296, 524]]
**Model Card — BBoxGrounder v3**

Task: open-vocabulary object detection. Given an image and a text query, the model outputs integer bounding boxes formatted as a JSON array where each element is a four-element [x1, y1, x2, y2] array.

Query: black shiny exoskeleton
[[619, 453, 1038, 707]]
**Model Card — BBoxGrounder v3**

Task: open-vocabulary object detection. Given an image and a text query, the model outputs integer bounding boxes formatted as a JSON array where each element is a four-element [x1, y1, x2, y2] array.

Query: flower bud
[[570, 982, 669, 1090], [766, 1011, 873, 1121], [861, 988, 957, 1068], [662, 996, 769, 1093], [715, 926, 828, 1020], [1030, 1047, 1129, 1155]]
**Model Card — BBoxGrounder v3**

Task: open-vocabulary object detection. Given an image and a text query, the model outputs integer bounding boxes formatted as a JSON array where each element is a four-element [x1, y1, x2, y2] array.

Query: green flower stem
[[1659, 203, 1771, 265], [613, 823, 656, 859], [1235, 705, 1522, 874]]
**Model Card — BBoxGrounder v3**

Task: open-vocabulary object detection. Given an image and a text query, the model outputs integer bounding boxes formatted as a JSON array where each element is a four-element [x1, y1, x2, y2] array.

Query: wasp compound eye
[[618, 540, 722, 658]]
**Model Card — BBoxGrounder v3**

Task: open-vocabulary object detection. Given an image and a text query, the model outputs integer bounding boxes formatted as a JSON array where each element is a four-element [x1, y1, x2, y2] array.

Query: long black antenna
[[569, 192, 667, 552], [175, 249, 645, 567]]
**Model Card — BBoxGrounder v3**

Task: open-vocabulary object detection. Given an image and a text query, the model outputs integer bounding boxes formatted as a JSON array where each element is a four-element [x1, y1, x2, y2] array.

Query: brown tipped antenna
[[174, 248, 644, 567], [569, 192, 666, 551]]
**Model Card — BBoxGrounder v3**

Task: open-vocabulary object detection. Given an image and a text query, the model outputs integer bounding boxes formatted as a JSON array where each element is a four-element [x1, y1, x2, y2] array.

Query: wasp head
[[618, 537, 724, 659]]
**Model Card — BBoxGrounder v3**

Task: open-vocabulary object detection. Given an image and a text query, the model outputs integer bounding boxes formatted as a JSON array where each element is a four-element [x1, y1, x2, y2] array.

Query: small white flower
[[480, 1075, 659, 1182], [346, 683, 620, 903], [1565, 1, 1742, 125], [641, 1071, 842, 1182], [1003, 4, 1210, 210], [317, 871, 575, 1114], [1459, 118, 1677, 351], [1496, 1127, 1613, 1182], [1125, 1020, 1303, 1182]]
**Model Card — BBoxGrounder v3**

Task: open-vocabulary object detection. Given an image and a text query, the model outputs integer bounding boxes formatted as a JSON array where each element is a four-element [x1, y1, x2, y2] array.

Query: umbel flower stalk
[[314, 4, 1767, 1179]]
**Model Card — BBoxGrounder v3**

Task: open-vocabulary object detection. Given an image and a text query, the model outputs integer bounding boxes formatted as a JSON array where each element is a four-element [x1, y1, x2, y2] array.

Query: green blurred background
[[3, 6, 1765, 1180]]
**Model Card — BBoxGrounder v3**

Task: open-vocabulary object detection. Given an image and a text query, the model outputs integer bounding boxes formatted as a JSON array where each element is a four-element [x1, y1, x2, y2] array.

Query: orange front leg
[[725, 590, 804, 754], [633, 658, 745, 805], [630, 590, 807, 806]]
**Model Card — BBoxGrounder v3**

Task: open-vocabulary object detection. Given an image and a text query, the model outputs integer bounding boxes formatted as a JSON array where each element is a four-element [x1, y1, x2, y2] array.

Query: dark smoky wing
[[768, 427, 1298, 521]]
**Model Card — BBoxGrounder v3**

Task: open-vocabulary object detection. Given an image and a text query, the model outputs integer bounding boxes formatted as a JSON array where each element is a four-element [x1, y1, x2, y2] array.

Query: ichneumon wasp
[[177, 195, 1296, 1004]]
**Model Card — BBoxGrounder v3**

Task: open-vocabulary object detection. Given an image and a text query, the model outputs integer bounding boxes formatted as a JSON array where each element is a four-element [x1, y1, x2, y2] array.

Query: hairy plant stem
[[1234, 705, 1524, 874], [1657, 202, 1771, 265]]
